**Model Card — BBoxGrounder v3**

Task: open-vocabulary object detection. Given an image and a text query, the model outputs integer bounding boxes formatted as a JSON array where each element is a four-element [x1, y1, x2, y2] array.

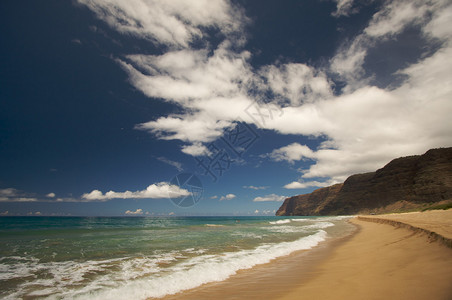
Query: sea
[[0, 216, 353, 299]]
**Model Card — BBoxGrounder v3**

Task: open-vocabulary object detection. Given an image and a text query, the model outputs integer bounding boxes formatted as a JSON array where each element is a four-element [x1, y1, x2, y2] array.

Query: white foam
[[231, 232, 264, 239], [265, 222, 334, 233], [0, 253, 182, 299], [304, 222, 335, 229], [265, 225, 304, 233], [316, 216, 353, 221], [58, 230, 328, 300], [269, 219, 291, 224]]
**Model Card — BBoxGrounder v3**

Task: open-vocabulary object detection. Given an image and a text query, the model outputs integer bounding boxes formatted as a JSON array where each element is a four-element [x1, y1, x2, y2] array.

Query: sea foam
[[269, 219, 291, 224], [63, 230, 328, 300]]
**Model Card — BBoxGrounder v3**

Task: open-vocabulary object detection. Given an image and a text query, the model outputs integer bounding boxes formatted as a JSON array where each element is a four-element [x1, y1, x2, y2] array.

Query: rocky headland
[[276, 147, 452, 216]]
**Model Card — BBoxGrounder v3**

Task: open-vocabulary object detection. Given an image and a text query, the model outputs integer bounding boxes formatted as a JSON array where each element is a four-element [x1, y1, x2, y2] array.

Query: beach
[[279, 210, 452, 300], [162, 210, 452, 300], [0, 216, 352, 299], [1, 212, 451, 299]]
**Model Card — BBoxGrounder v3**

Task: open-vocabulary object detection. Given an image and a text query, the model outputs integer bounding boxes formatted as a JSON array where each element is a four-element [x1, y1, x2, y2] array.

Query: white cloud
[[284, 180, 337, 189], [332, 0, 356, 17], [364, 0, 428, 38], [330, 0, 447, 91], [80, 0, 452, 189], [265, 0, 452, 185], [0, 188, 18, 197], [181, 143, 210, 157], [254, 209, 259, 214], [46, 193, 56, 198], [156, 156, 183, 172], [125, 208, 144, 215], [253, 194, 286, 202], [82, 182, 190, 200], [329, 36, 368, 90], [243, 185, 268, 190], [77, 0, 246, 48], [269, 143, 316, 163], [259, 63, 333, 106], [125, 45, 254, 147], [0, 188, 38, 202], [168, 212, 175, 216], [210, 195, 218, 199], [219, 193, 236, 201]]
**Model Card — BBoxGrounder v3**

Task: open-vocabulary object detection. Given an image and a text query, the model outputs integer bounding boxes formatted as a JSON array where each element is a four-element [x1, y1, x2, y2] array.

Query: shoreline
[[279, 210, 452, 300], [157, 210, 452, 300], [156, 219, 357, 300]]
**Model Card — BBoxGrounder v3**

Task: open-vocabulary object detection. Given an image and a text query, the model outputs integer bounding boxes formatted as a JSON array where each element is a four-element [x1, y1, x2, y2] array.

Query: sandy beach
[[160, 210, 452, 300], [279, 210, 452, 300]]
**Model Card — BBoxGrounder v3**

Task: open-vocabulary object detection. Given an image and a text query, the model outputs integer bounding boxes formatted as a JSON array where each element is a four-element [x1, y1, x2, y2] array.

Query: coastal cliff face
[[276, 147, 452, 216]]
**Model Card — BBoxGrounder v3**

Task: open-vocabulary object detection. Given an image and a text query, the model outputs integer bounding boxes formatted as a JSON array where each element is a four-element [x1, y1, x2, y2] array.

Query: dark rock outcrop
[[276, 147, 452, 216]]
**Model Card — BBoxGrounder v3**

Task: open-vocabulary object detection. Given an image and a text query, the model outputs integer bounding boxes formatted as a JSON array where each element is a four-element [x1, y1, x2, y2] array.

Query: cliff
[[276, 147, 452, 216]]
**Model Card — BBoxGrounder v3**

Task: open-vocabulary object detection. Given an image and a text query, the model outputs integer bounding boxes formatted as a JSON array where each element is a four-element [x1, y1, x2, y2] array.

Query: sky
[[1, 0, 451, 216]]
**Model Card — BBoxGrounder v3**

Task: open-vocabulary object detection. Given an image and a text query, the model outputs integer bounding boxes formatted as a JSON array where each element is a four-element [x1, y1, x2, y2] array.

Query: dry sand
[[361, 209, 452, 239], [279, 210, 452, 300]]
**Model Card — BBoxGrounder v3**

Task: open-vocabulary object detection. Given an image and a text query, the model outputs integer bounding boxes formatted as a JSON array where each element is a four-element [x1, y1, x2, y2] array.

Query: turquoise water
[[0, 216, 352, 299]]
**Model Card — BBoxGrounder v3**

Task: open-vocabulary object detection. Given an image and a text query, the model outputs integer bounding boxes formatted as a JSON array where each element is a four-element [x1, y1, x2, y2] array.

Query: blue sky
[[1, 0, 451, 216]]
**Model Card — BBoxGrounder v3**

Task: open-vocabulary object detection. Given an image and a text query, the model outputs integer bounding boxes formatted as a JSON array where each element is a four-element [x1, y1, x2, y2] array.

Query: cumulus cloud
[[46, 193, 56, 198], [77, 0, 247, 48], [262, 0, 452, 184], [253, 194, 286, 202], [259, 63, 333, 106], [27, 211, 42, 216], [284, 179, 338, 189], [269, 143, 316, 163], [181, 143, 210, 157], [82, 182, 190, 200], [80, 0, 452, 188], [219, 193, 236, 201], [330, 0, 445, 90], [0, 188, 38, 202], [243, 185, 268, 190], [125, 208, 144, 215]]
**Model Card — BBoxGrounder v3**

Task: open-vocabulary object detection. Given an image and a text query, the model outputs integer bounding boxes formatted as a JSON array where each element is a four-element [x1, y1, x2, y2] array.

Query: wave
[[80, 230, 327, 300], [265, 222, 334, 233], [268, 219, 291, 225], [1, 230, 328, 300]]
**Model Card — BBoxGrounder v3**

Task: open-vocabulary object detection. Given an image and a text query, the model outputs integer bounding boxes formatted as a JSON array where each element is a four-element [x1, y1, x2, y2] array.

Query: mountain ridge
[[276, 147, 452, 216]]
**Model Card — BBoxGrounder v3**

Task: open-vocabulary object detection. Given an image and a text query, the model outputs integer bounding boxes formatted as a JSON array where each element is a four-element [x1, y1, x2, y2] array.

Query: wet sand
[[157, 211, 452, 300]]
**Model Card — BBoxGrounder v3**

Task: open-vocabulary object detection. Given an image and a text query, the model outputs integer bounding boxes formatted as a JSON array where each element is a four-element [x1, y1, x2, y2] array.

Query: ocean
[[0, 216, 353, 299]]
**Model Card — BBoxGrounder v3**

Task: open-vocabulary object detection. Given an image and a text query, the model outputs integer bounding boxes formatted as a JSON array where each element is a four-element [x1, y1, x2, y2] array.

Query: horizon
[[1, 0, 451, 217]]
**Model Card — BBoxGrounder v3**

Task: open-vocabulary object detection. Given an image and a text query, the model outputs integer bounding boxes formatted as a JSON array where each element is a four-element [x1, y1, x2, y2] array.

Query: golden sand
[[279, 211, 452, 300]]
